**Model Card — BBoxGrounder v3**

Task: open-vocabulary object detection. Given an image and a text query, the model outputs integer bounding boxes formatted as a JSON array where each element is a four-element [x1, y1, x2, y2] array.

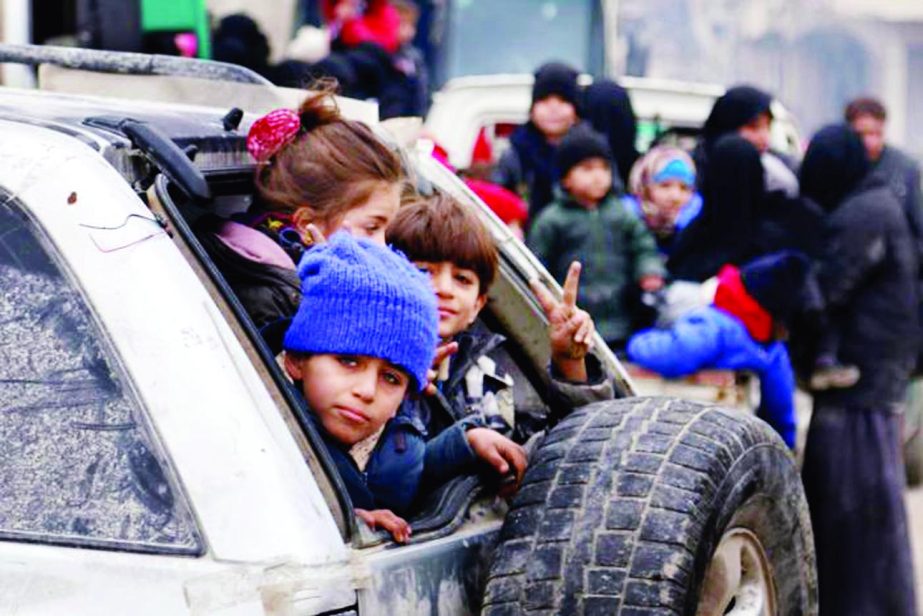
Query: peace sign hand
[[529, 262, 595, 381]]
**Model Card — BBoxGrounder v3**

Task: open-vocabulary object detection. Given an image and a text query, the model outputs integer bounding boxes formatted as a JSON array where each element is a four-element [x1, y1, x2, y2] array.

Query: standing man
[[846, 97, 923, 261]]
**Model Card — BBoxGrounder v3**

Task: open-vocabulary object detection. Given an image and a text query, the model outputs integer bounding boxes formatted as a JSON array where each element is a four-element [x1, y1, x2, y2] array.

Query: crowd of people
[[485, 61, 921, 616], [199, 8, 921, 605], [212, 0, 429, 119]]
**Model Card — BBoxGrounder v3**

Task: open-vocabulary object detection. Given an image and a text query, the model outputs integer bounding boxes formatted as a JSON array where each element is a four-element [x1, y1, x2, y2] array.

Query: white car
[[0, 44, 815, 615]]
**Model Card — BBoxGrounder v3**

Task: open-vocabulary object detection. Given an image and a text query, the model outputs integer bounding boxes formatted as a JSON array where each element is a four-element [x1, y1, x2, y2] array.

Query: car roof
[[0, 85, 238, 147]]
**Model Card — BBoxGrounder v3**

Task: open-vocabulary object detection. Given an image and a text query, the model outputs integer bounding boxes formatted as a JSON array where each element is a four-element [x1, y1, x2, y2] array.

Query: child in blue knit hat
[[282, 232, 439, 542]]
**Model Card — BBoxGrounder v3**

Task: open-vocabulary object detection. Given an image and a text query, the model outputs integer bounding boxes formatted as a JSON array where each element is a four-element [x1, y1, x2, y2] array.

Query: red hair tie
[[247, 108, 301, 162]]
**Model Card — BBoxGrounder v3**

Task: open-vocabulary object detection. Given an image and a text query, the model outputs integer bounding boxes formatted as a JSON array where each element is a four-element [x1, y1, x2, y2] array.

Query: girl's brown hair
[[387, 194, 498, 295], [255, 86, 405, 230]]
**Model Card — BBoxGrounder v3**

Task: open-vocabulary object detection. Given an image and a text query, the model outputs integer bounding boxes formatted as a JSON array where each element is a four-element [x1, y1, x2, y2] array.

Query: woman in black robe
[[800, 124, 918, 616], [667, 134, 766, 282], [583, 79, 639, 188]]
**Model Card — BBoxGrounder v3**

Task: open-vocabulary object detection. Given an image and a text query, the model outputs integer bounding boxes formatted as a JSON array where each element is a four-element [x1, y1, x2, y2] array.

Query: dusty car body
[[0, 45, 816, 615]]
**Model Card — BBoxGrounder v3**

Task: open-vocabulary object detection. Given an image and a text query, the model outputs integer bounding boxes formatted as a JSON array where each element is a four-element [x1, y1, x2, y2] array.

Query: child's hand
[[530, 262, 594, 382], [423, 341, 459, 396], [466, 428, 528, 495], [640, 275, 665, 292], [355, 508, 412, 543]]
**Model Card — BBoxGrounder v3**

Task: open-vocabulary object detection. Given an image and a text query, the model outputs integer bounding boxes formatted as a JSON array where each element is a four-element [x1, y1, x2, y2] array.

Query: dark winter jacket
[[627, 306, 796, 447], [528, 193, 665, 344], [420, 323, 615, 483], [494, 121, 560, 220], [304, 396, 429, 516], [816, 180, 919, 407], [379, 44, 429, 119], [802, 125, 920, 407], [196, 219, 301, 352], [873, 145, 923, 264]]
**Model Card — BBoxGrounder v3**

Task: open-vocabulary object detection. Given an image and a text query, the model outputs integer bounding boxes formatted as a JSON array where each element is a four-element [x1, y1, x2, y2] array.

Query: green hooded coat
[[528, 194, 665, 344]]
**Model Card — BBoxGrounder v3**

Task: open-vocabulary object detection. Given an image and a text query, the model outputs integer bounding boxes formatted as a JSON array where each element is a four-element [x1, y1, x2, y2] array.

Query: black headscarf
[[669, 135, 767, 281], [583, 79, 639, 186], [799, 124, 871, 212], [702, 85, 773, 148], [692, 85, 773, 191]]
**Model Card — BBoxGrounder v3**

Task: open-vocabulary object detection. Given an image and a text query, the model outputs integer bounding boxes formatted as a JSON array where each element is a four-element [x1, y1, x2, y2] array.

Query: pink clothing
[[214, 221, 296, 271], [324, 0, 400, 54]]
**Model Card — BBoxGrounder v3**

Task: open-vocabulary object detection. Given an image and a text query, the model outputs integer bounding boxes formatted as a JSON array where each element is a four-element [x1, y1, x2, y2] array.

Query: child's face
[[397, 15, 417, 46], [314, 182, 402, 245], [647, 179, 693, 213], [530, 95, 577, 141], [414, 261, 487, 339], [285, 353, 410, 446], [562, 158, 612, 206]]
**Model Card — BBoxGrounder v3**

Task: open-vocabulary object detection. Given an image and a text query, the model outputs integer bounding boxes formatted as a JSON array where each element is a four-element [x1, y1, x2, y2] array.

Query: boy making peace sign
[[387, 195, 615, 495]]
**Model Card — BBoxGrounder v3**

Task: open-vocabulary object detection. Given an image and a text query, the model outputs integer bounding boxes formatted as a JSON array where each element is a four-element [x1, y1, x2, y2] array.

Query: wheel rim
[[696, 528, 776, 616]]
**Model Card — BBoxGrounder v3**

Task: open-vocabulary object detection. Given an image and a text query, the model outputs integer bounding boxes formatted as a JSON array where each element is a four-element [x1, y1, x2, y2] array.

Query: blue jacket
[[304, 396, 428, 515], [626, 306, 796, 448]]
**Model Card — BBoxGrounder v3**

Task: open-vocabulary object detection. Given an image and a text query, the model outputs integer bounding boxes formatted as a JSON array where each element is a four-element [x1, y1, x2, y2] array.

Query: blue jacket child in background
[[282, 232, 441, 542], [622, 145, 702, 257], [627, 251, 811, 448]]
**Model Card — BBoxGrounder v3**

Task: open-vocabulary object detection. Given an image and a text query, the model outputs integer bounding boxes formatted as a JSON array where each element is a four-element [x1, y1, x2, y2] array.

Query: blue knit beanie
[[283, 232, 439, 391]]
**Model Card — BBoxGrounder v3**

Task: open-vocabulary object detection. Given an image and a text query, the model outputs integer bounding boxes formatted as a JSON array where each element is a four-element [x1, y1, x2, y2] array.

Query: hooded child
[[282, 232, 438, 542], [799, 123, 919, 616], [528, 124, 665, 348], [493, 61, 582, 221], [624, 146, 702, 256], [628, 251, 811, 449]]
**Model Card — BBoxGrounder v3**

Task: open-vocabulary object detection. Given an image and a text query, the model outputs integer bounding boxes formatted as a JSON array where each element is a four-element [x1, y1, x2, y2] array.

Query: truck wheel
[[481, 397, 817, 615]]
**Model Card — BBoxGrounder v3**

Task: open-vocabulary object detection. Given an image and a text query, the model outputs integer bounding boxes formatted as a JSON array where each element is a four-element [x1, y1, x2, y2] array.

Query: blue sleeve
[[422, 420, 479, 485], [626, 310, 723, 378], [366, 422, 426, 516], [754, 343, 797, 449], [674, 193, 703, 231]]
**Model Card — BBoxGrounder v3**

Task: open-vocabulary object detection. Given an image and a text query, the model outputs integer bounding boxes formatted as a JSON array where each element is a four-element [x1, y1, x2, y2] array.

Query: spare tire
[[481, 397, 817, 615]]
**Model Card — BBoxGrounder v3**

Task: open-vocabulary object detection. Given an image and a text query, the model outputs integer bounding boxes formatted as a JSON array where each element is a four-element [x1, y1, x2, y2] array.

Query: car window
[[0, 192, 202, 555]]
